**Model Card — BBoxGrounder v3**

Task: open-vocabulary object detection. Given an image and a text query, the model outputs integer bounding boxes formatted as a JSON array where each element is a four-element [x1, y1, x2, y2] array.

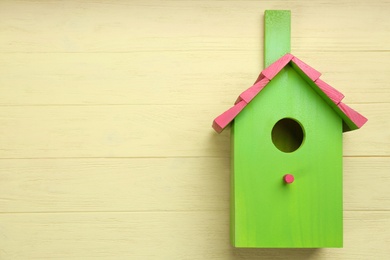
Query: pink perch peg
[[284, 174, 295, 184]]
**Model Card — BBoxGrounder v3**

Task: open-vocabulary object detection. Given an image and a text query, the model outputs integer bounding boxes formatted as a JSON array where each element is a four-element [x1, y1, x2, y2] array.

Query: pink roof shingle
[[212, 53, 367, 133]]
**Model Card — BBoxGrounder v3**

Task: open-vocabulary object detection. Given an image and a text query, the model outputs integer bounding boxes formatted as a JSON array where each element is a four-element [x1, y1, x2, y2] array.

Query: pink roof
[[212, 53, 367, 133]]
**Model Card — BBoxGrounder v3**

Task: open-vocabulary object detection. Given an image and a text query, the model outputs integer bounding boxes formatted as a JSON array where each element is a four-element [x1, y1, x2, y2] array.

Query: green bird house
[[212, 10, 367, 248]]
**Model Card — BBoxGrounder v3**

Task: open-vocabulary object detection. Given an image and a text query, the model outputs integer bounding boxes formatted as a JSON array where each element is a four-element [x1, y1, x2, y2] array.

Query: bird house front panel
[[231, 65, 343, 248]]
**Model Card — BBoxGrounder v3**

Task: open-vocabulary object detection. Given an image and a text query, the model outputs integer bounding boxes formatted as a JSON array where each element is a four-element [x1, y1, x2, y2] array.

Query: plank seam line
[[0, 210, 389, 214], [0, 155, 388, 160]]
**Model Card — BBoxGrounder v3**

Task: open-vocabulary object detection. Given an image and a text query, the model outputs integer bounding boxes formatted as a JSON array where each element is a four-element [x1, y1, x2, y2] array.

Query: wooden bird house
[[212, 10, 367, 248]]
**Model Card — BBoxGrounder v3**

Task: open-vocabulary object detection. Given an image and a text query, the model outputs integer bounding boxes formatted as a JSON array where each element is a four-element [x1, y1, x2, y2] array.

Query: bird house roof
[[212, 53, 367, 133]]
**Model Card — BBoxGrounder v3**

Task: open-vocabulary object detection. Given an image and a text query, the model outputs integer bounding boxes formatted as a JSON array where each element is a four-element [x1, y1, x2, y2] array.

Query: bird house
[[212, 10, 367, 248]]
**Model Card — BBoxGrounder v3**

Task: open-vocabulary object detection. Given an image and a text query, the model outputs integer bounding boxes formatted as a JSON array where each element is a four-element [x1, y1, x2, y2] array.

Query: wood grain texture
[[1, 52, 389, 106], [231, 65, 343, 247], [1, 0, 389, 53], [0, 0, 389, 258], [0, 103, 387, 158], [264, 10, 291, 67], [0, 157, 388, 213], [0, 211, 389, 259]]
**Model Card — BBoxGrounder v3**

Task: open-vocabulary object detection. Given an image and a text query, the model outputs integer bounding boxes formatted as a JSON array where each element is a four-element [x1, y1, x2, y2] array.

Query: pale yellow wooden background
[[0, 0, 389, 259]]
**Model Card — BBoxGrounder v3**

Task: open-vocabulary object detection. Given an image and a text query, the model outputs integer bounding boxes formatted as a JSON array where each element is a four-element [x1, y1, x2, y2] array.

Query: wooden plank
[[264, 10, 291, 67], [344, 157, 390, 211], [0, 211, 389, 259], [0, 105, 224, 158], [0, 103, 386, 158], [0, 0, 389, 53], [0, 157, 230, 213], [0, 52, 260, 106], [0, 52, 388, 106], [0, 157, 387, 213]]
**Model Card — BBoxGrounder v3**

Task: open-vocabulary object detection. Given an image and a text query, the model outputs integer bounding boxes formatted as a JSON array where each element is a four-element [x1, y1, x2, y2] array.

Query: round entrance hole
[[271, 118, 304, 153]]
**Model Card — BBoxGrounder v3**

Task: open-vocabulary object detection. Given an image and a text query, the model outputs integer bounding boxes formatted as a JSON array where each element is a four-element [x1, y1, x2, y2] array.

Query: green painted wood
[[230, 123, 236, 245], [290, 62, 358, 131], [230, 65, 343, 247], [264, 10, 291, 67]]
